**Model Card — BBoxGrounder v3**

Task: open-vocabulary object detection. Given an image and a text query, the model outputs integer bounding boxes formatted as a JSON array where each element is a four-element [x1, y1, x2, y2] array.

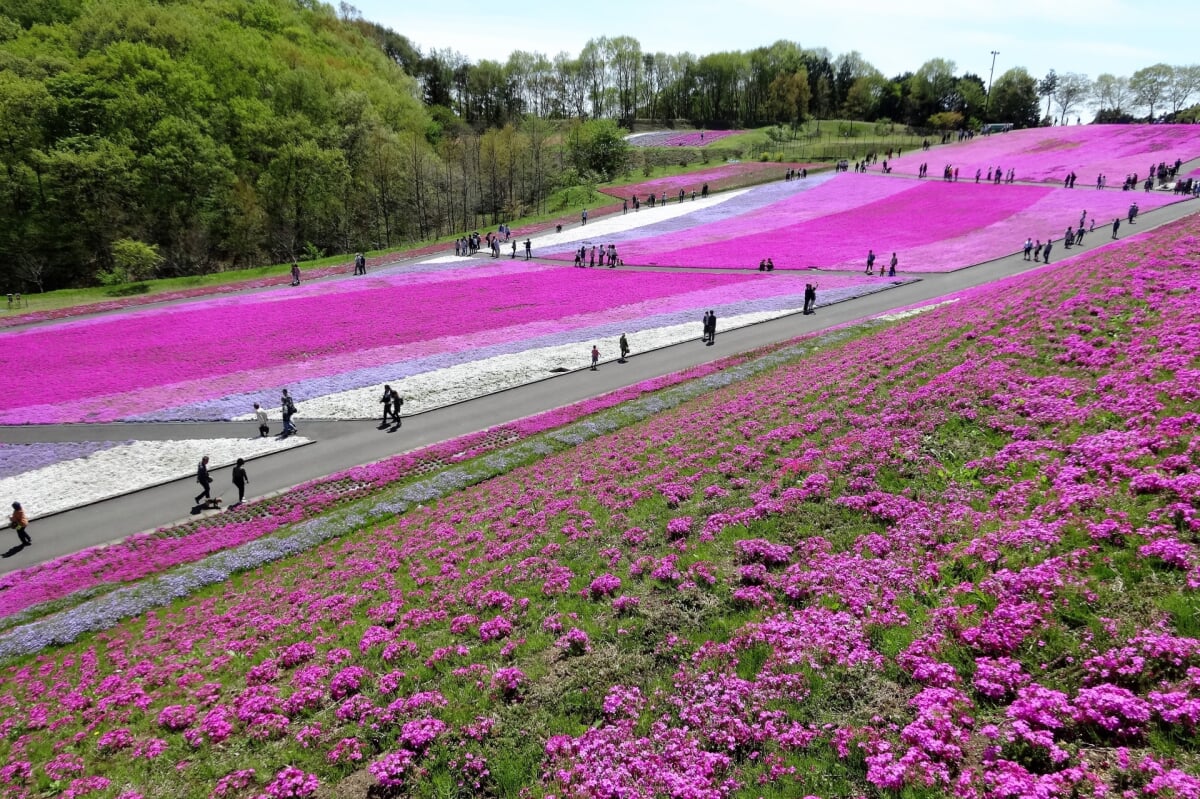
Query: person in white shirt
[[254, 402, 270, 437]]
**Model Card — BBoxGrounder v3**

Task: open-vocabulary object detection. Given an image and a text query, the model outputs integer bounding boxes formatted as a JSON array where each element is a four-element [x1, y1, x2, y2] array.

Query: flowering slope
[[0, 262, 811, 424], [0, 335, 807, 625], [551, 172, 1185, 271], [1, 214, 1199, 798], [889, 123, 1200, 183], [600, 162, 816, 201]]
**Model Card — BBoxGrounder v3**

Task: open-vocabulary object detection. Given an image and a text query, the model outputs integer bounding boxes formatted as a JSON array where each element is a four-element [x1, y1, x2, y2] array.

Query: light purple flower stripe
[[131, 283, 894, 421], [542, 174, 840, 259], [0, 441, 123, 480]]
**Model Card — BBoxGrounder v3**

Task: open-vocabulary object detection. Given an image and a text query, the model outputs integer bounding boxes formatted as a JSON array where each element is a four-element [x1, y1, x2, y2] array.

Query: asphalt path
[[3, 188, 1198, 576]]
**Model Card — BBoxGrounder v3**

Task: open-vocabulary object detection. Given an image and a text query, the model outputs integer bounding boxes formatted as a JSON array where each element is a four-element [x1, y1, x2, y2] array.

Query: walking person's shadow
[[2, 542, 28, 559]]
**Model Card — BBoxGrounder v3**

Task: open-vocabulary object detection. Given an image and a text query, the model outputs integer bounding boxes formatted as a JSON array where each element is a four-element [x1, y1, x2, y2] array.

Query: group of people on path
[[574, 244, 621, 268], [378, 385, 405, 430], [285, 250, 367, 287], [1020, 203, 1143, 263], [194, 455, 250, 508], [589, 333, 631, 371], [863, 250, 899, 277], [192, 382, 407, 512], [701, 310, 718, 345], [803, 283, 819, 314], [624, 184, 712, 215]]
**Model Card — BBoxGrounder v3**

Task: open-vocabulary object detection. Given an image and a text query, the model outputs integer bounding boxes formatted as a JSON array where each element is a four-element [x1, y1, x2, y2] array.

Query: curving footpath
[[3, 192, 1199, 576]]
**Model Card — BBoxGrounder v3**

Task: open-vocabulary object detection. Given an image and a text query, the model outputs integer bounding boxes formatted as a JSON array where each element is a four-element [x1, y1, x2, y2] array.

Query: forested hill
[[0, 0, 433, 290]]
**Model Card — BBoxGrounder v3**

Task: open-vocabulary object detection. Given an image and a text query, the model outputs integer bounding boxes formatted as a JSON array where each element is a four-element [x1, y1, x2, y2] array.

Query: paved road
[[3, 190, 1197, 576]]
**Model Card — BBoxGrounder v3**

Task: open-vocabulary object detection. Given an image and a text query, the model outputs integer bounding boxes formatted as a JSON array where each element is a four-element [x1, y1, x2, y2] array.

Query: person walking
[[619, 333, 630, 362], [290, 262, 301, 286], [231, 458, 248, 506], [524, 239, 531, 260], [1023, 238, 1033, 260], [590, 345, 600, 370], [1112, 218, 1120, 239], [865, 249, 876, 274], [888, 253, 898, 277], [281, 389, 298, 435], [389, 390, 403, 428], [581, 208, 588, 226], [194, 455, 213, 506], [701, 310, 712, 344], [1043, 238, 1053, 264], [706, 310, 717, 345], [9, 501, 30, 546], [623, 199, 628, 215], [379, 384, 395, 428], [254, 402, 269, 437], [354, 252, 366, 275]]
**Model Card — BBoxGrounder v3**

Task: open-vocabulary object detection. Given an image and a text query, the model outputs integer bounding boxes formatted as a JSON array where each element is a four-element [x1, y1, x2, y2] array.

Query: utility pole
[[984, 50, 999, 120]]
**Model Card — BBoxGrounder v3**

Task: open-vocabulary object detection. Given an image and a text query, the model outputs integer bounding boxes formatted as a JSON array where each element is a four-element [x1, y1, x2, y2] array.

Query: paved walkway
[[3, 191, 1197, 576]]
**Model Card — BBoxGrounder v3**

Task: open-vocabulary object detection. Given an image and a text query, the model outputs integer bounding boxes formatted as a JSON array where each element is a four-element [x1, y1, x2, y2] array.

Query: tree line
[[1, 0, 1196, 292]]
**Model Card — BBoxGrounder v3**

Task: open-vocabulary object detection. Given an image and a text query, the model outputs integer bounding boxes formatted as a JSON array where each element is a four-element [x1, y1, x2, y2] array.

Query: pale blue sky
[[353, 0, 1193, 87]]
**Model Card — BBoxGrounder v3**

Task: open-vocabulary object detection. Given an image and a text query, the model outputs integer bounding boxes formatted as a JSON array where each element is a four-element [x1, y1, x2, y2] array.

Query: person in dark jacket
[[194, 455, 212, 505], [231, 458, 248, 506]]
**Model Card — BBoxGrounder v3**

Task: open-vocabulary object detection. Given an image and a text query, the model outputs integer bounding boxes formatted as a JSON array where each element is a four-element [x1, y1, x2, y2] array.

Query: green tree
[[767, 69, 810, 131], [988, 67, 1040, 128], [567, 118, 627, 180], [98, 238, 162, 285], [927, 110, 964, 130]]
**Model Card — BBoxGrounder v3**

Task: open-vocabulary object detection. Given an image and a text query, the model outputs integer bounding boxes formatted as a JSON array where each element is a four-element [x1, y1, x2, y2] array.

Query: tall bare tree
[[1130, 63, 1174, 120], [1053, 72, 1090, 124]]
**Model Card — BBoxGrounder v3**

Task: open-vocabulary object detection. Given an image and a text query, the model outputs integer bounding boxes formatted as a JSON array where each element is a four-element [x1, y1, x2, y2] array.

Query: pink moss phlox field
[[0, 263, 807, 424], [601, 161, 819, 201], [597, 172, 1186, 271], [0, 342, 778, 620], [3, 213, 1200, 797], [0, 255, 409, 331], [887, 124, 1200, 184]]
